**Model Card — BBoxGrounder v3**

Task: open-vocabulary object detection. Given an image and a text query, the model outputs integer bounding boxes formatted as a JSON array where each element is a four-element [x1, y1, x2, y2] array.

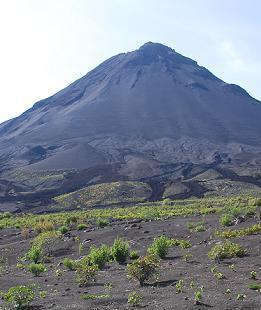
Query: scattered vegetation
[[55, 181, 152, 208], [3, 195, 255, 230], [216, 224, 261, 238], [0, 195, 260, 308], [80, 293, 110, 300]]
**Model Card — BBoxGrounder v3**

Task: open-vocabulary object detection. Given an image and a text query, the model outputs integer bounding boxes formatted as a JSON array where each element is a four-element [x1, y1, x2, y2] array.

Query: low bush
[[129, 250, 139, 260], [187, 221, 206, 232], [175, 279, 184, 293], [87, 245, 111, 269], [0, 285, 35, 309], [219, 214, 233, 227], [127, 254, 159, 286], [35, 221, 54, 234], [28, 263, 46, 277], [59, 226, 69, 234], [148, 235, 172, 259], [127, 291, 142, 306], [250, 271, 257, 280], [96, 219, 109, 228], [75, 264, 98, 287], [177, 239, 192, 249], [208, 241, 246, 261], [77, 223, 88, 231], [21, 228, 30, 239], [63, 257, 79, 271], [248, 283, 261, 291], [27, 231, 61, 263], [194, 288, 203, 305], [111, 238, 129, 263], [27, 246, 42, 263]]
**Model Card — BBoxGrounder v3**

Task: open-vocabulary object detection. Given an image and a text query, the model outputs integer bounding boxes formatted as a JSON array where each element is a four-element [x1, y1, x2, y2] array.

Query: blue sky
[[0, 0, 260, 123]]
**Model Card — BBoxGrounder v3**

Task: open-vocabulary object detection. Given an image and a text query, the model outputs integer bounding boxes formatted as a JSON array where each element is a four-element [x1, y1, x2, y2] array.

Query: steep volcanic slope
[[0, 42, 260, 197]]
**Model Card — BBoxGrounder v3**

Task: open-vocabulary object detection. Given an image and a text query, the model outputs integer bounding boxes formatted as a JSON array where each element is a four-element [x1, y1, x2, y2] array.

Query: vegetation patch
[[216, 224, 261, 238], [80, 293, 111, 300], [208, 241, 246, 261], [54, 181, 152, 208]]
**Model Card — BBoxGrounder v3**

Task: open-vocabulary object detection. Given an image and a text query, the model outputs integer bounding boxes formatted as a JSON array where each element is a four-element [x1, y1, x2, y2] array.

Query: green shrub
[[220, 214, 233, 227], [75, 264, 98, 287], [0, 285, 35, 309], [28, 263, 46, 277], [59, 226, 69, 234], [39, 290, 47, 299], [62, 258, 78, 271], [0, 212, 12, 220], [169, 238, 192, 249], [77, 223, 88, 231], [127, 254, 159, 286], [148, 235, 172, 259], [208, 241, 246, 261], [127, 291, 142, 306], [250, 271, 257, 280], [129, 250, 139, 260], [214, 272, 225, 279], [248, 283, 261, 290], [187, 221, 206, 232], [27, 231, 61, 263], [27, 246, 42, 263], [96, 219, 109, 228], [66, 216, 78, 225], [87, 245, 111, 269], [143, 208, 160, 220], [80, 293, 110, 300], [177, 239, 192, 249], [35, 221, 54, 234], [111, 238, 129, 263], [194, 288, 203, 305], [175, 279, 184, 293]]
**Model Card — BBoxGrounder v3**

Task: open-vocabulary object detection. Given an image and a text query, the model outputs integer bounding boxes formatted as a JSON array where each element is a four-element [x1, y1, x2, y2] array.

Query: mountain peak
[[138, 41, 174, 55], [0, 41, 260, 176]]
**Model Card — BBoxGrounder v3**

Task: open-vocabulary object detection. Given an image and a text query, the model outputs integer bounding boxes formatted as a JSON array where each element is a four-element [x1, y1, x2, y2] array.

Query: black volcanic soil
[[0, 213, 260, 309]]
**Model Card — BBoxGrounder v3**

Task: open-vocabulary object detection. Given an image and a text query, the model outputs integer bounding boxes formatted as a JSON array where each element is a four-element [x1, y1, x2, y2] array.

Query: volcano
[[0, 42, 260, 207]]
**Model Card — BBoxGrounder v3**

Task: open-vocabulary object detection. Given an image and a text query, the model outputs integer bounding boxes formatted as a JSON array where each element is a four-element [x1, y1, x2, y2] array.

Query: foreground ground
[[0, 196, 260, 309]]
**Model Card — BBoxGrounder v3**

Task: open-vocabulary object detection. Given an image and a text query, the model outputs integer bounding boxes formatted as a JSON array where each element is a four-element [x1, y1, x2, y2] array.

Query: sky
[[0, 0, 260, 123]]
